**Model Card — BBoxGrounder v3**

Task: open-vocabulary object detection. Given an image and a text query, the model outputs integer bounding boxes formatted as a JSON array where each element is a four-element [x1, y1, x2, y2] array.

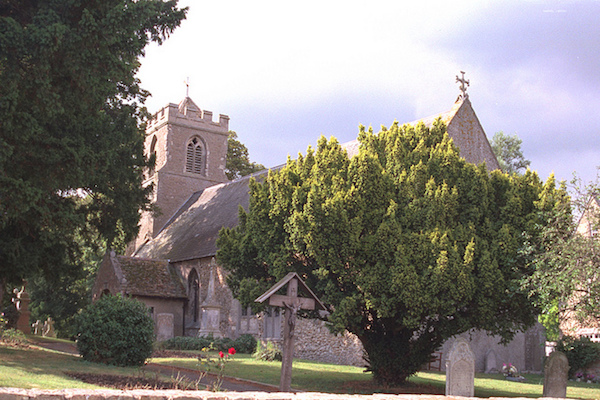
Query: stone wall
[[137, 296, 185, 339], [439, 324, 545, 374], [293, 318, 365, 367], [0, 388, 561, 400], [173, 257, 237, 338]]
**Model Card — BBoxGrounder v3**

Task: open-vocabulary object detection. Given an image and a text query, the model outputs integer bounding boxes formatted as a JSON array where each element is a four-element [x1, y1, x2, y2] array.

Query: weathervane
[[455, 71, 469, 100]]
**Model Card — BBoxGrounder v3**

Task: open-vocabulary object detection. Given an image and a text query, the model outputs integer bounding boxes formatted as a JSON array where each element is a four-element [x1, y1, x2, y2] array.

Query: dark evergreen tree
[[218, 120, 553, 385], [0, 1, 187, 302]]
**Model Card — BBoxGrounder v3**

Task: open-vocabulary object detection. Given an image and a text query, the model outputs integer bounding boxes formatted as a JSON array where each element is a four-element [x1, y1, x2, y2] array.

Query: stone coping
[[0, 388, 568, 400]]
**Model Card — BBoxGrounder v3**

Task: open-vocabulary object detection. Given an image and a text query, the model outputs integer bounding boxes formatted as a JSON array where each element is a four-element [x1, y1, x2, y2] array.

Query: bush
[[554, 336, 600, 378], [161, 336, 213, 351], [161, 334, 256, 354], [234, 334, 257, 354], [253, 340, 282, 361], [75, 295, 154, 367]]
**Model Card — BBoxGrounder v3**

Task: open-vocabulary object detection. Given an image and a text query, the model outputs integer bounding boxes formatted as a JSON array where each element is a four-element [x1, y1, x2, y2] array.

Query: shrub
[[161, 334, 256, 354], [212, 336, 235, 352], [253, 340, 282, 361], [75, 295, 154, 367], [554, 336, 600, 378], [161, 336, 213, 351], [0, 328, 27, 345], [234, 334, 257, 354], [0, 313, 27, 346]]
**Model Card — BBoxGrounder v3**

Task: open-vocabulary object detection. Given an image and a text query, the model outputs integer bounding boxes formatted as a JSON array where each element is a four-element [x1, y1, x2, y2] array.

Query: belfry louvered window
[[185, 137, 204, 174]]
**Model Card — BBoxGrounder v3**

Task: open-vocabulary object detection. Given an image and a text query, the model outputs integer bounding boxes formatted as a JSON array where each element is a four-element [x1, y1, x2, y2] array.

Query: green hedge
[[162, 334, 256, 353]]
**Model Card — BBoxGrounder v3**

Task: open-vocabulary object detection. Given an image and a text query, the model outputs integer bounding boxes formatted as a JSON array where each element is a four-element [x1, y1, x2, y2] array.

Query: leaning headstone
[[445, 337, 475, 397], [485, 349, 498, 373], [543, 350, 569, 398], [156, 313, 174, 342], [42, 317, 55, 337]]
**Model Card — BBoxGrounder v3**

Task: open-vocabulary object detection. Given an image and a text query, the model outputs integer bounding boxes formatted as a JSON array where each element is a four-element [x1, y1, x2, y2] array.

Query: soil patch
[[65, 372, 205, 390]]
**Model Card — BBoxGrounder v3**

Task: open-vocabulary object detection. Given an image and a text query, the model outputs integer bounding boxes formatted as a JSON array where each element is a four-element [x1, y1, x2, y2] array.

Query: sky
[[138, 0, 600, 187]]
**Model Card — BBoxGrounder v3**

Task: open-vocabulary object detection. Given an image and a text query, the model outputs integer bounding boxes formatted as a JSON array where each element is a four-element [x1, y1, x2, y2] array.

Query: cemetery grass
[[156, 353, 600, 398], [0, 339, 170, 390], [3, 342, 600, 398]]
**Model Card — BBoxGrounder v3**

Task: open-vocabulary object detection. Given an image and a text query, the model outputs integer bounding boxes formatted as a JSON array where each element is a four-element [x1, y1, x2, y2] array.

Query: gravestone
[[31, 320, 43, 335], [42, 317, 55, 337], [12, 286, 31, 334], [485, 349, 498, 373], [156, 313, 174, 341], [445, 337, 475, 397], [543, 350, 568, 398]]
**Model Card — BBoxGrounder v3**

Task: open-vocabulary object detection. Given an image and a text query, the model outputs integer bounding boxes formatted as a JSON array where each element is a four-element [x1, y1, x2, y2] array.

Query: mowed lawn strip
[[3, 343, 600, 399], [154, 352, 600, 398], [0, 343, 157, 390]]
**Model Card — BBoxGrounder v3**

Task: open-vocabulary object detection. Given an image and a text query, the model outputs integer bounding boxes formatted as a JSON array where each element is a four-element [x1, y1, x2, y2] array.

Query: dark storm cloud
[[430, 1, 600, 183]]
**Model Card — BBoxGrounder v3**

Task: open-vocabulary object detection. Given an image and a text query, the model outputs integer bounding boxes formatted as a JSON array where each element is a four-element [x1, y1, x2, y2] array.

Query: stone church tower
[[130, 97, 229, 253]]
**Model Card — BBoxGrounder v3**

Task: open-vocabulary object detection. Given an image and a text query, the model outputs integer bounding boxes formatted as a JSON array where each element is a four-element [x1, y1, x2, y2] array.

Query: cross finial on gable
[[456, 71, 470, 100], [184, 77, 190, 98]]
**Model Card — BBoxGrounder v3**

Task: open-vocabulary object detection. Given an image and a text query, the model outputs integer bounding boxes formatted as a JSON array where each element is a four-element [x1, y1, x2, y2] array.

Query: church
[[92, 81, 545, 372]]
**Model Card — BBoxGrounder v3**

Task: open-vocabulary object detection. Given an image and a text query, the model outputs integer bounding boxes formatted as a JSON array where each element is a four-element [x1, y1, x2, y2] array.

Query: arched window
[[188, 269, 200, 323], [148, 135, 157, 177], [185, 137, 204, 175]]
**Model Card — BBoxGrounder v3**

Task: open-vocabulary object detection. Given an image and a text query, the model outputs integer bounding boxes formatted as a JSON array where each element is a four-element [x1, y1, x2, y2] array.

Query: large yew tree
[[0, 1, 186, 302], [218, 120, 551, 385]]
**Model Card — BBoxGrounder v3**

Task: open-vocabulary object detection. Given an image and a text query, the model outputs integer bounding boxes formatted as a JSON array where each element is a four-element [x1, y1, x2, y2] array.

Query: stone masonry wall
[[173, 257, 236, 338], [0, 388, 562, 400], [293, 318, 365, 367]]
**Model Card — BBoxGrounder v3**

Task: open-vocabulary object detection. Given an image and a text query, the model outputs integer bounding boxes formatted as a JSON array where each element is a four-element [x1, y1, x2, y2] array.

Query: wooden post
[[280, 278, 298, 391]]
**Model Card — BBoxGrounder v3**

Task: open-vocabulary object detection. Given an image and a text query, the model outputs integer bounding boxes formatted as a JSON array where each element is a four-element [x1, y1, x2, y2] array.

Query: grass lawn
[[0, 339, 155, 389], [3, 340, 600, 398], [154, 352, 600, 398]]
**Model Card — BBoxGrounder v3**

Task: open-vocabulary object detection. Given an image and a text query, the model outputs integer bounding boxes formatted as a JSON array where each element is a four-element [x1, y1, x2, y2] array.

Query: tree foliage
[[27, 223, 107, 338], [0, 1, 187, 301], [218, 120, 550, 385], [555, 336, 600, 378], [522, 175, 600, 333], [491, 131, 531, 175], [225, 131, 265, 180]]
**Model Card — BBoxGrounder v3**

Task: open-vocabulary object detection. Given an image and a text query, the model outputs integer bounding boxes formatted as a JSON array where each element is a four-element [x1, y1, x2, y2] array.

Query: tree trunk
[[360, 327, 442, 386], [0, 277, 5, 310]]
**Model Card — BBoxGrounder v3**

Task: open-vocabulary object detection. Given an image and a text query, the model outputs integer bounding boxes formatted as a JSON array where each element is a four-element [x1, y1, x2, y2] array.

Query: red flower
[[228, 347, 236, 355], [219, 351, 224, 358]]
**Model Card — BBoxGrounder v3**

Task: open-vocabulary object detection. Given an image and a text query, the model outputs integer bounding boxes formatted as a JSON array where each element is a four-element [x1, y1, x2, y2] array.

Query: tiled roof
[[135, 171, 268, 262], [114, 255, 186, 299]]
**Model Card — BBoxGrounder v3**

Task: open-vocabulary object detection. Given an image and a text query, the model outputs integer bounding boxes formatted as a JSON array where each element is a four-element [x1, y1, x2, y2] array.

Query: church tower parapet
[[146, 101, 229, 135]]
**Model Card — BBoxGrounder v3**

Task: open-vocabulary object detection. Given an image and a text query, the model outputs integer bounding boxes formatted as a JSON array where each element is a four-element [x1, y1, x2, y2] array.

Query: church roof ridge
[[178, 96, 201, 114], [342, 97, 467, 158]]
